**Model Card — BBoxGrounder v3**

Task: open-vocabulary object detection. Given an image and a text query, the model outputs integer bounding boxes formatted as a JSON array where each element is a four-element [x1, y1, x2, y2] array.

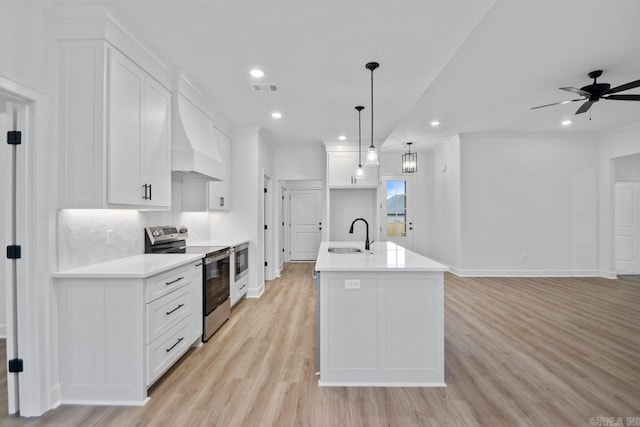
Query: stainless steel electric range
[[145, 225, 231, 341]]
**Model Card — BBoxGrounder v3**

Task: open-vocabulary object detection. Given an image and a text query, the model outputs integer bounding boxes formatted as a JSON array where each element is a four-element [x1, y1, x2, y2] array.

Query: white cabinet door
[[208, 130, 231, 210], [108, 48, 144, 205], [327, 152, 378, 188], [327, 152, 356, 187], [142, 78, 171, 208]]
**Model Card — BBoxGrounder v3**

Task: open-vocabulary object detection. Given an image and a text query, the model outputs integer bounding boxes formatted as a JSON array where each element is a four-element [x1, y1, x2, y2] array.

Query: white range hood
[[171, 79, 226, 181]]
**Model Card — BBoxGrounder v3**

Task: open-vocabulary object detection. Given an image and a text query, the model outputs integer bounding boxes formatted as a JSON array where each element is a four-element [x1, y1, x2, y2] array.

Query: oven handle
[[205, 251, 230, 264]]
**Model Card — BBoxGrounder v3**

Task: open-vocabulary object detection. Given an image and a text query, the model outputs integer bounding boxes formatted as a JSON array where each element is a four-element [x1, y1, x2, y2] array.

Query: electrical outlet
[[106, 229, 114, 245], [345, 279, 360, 290]]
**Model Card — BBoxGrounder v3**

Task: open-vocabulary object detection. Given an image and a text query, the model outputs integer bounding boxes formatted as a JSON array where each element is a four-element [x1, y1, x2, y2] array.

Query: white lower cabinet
[[56, 260, 203, 405]]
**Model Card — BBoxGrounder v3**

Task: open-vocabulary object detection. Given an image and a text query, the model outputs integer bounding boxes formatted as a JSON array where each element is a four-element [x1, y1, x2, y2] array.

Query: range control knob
[[179, 228, 188, 234], [152, 230, 162, 237]]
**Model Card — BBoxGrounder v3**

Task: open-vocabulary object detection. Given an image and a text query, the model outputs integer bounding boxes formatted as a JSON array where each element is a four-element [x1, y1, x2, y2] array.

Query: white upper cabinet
[[58, 39, 171, 209], [327, 151, 378, 188], [208, 130, 231, 210]]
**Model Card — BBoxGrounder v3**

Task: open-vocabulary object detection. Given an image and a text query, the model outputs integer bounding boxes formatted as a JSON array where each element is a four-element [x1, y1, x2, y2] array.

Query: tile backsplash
[[57, 180, 211, 270]]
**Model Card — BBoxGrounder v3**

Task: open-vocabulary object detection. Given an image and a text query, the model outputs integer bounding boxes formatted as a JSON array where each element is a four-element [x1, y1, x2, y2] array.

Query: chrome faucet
[[349, 218, 372, 250]]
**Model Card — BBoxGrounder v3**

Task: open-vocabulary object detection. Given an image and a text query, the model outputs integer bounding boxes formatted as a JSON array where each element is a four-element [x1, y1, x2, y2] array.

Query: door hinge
[[264, 224, 268, 230], [264, 261, 268, 267], [264, 188, 267, 193], [6, 245, 21, 259], [7, 130, 21, 145], [282, 248, 285, 252], [8, 359, 23, 373]]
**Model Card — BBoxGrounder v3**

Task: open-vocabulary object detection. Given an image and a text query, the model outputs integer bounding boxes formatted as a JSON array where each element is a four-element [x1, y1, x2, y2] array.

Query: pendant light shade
[[355, 105, 365, 178], [365, 62, 380, 166], [402, 142, 417, 173]]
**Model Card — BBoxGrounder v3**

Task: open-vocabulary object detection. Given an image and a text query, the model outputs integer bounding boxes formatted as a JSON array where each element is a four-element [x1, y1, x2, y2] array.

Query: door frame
[[614, 180, 640, 274], [1, 76, 51, 416]]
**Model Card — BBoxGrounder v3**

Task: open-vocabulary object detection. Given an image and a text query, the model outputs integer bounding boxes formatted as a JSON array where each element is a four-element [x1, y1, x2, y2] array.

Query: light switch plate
[[345, 279, 360, 289]]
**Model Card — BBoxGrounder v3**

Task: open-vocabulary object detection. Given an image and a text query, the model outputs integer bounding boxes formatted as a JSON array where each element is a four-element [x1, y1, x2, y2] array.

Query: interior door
[[290, 189, 322, 260], [380, 175, 414, 250], [615, 181, 640, 273]]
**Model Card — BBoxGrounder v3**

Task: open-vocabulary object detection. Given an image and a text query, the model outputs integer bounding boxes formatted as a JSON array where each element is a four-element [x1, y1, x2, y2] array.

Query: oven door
[[204, 252, 230, 316], [234, 243, 249, 281]]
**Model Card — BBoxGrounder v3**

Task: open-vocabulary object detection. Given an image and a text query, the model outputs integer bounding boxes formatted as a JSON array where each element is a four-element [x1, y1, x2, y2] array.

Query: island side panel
[[319, 271, 444, 386]]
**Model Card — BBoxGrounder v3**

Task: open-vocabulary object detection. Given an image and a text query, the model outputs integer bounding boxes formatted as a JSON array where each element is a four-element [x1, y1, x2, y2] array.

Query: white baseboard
[[247, 282, 265, 299], [51, 383, 62, 410], [452, 269, 601, 278], [319, 380, 447, 387], [0, 323, 6, 339]]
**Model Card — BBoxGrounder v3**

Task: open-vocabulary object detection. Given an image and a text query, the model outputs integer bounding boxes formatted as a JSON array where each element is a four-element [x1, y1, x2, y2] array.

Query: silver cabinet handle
[[166, 303, 184, 315], [165, 337, 184, 353], [219, 197, 225, 207]]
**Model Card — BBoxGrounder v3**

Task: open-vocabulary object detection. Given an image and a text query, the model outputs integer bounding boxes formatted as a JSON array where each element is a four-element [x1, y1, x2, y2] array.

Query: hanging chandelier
[[365, 62, 380, 166], [402, 142, 417, 173], [355, 106, 365, 178]]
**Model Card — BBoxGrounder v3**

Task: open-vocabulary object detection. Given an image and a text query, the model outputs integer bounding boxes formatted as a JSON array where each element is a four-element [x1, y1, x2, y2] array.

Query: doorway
[[263, 173, 273, 282], [379, 174, 415, 250], [614, 153, 640, 275]]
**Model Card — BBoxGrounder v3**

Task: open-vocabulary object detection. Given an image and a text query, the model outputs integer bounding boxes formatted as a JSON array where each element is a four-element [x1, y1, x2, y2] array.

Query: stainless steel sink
[[328, 247, 362, 254]]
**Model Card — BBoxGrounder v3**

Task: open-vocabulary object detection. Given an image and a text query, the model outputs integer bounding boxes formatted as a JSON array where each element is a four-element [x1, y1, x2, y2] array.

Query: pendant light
[[365, 61, 380, 166], [402, 142, 417, 173], [355, 106, 365, 178]]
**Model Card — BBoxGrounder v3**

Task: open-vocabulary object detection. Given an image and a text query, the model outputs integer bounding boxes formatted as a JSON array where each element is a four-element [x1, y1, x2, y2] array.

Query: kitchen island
[[314, 241, 449, 387]]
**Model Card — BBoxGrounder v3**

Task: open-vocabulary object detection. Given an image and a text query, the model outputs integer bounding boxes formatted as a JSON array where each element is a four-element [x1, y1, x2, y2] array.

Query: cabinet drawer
[[146, 284, 192, 344], [146, 265, 192, 302], [147, 315, 192, 386]]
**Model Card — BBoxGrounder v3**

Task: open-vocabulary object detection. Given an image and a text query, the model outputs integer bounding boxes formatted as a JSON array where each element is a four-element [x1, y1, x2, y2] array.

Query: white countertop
[[189, 239, 250, 248], [315, 241, 449, 272], [53, 253, 204, 279]]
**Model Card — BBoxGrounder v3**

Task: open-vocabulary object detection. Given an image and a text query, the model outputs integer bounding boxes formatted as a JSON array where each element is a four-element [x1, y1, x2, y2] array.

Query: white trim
[[318, 381, 447, 387], [60, 398, 150, 407], [0, 324, 5, 338], [0, 76, 53, 416], [451, 269, 601, 278], [247, 282, 265, 299]]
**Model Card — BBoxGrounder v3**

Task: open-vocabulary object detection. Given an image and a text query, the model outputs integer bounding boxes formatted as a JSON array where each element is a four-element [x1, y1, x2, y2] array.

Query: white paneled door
[[615, 181, 640, 274], [290, 189, 322, 261]]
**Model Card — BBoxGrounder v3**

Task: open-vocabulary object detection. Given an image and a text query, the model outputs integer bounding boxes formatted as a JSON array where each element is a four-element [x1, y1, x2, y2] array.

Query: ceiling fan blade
[[575, 100, 594, 114], [605, 79, 640, 94], [603, 94, 640, 101], [530, 98, 583, 110], [560, 87, 591, 97]]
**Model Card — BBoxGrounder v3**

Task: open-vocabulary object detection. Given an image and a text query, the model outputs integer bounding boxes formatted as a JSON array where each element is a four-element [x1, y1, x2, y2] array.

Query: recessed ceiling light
[[250, 69, 264, 78], [271, 112, 282, 119], [338, 135, 346, 141], [430, 120, 440, 127], [561, 120, 572, 126]]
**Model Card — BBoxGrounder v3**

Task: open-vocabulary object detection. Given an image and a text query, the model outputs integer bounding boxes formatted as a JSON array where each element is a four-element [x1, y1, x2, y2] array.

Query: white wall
[[615, 153, 640, 181], [598, 122, 640, 277], [329, 189, 377, 242], [425, 135, 462, 269], [274, 145, 325, 181], [459, 133, 598, 276]]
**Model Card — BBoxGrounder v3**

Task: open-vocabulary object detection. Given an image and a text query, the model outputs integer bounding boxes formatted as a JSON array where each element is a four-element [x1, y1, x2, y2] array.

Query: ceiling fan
[[531, 70, 640, 114]]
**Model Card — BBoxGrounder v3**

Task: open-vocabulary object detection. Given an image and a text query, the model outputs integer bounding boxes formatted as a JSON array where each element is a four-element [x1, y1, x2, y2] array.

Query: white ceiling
[[106, 0, 640, 150]]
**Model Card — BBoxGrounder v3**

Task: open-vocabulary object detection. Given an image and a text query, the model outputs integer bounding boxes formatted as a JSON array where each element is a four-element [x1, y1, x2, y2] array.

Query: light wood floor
[[1, 266, 639, 426]]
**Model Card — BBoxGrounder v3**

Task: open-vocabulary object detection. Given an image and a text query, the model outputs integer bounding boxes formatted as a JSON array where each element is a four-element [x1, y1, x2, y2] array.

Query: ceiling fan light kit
[[531, 69, 640, 115]]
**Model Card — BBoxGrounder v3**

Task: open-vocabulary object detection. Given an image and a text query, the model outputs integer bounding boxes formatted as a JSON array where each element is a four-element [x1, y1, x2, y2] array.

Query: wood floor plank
[[1, 265, 639, 426]]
